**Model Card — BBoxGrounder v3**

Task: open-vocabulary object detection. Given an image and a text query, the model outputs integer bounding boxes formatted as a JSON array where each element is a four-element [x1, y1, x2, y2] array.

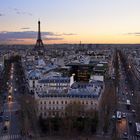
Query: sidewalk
[[32, 135, 111, 140]]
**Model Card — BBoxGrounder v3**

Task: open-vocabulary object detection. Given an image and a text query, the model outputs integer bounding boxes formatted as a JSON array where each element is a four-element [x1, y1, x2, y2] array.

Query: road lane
[[0, 63, 22, 140]]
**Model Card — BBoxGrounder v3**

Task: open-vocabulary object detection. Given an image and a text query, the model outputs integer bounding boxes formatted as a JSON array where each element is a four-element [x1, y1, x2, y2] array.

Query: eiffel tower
[[34, 20, 45, 54]]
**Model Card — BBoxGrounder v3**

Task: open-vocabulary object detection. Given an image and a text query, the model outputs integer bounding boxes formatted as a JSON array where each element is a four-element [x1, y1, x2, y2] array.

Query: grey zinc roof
[[38, 76, 70, 83], [28, 69, 41, 79]]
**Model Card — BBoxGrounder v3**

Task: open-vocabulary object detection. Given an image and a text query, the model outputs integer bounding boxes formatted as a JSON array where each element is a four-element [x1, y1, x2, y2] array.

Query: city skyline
[[1, 0, 140, 44]]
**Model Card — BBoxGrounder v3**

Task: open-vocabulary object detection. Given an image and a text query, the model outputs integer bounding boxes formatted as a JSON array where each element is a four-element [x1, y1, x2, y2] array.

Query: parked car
[[122, 132, 128, 139], [4, 116, 9, 121], [0, 111, 3, 116], [128, 121, 132, 125], [122, 113, 126, 118], [132, 110, 136, 116], [3, 126, 8, 133]]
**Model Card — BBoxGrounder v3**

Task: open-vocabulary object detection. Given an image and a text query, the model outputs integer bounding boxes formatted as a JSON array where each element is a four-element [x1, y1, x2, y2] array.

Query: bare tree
[[18, 94, 39, 138]]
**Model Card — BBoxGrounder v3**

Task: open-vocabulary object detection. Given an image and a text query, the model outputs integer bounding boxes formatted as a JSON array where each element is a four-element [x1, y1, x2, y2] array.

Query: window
[[40, 101, 42, 105], [65, 101, 67, 104], [44, 112, 46, 116], [61, 101, 63, 104], [53, 101, 55, 104], [91, 101, 93, 105], [61, 112, 64, 116], [44, 101, 46, 104], [56, 101, 59, 104], [49, 101, 51, 104]]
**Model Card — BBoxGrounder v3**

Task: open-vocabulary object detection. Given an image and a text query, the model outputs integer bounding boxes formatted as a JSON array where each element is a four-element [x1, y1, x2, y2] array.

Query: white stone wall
[[36, 97, 99, 118], [29, 79, 38, 92]]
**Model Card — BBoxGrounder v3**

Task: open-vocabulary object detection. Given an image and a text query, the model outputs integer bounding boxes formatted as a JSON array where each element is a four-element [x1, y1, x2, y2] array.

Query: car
[[4, 116, 9, 121], [123, 132, 128, 135], [111, 115, 116, 120], [128, 121, 132, 125], [122, 132, 128, 139], [132, 110, 136, 116], [132, 110, 136, 113], [122, 113, 126, 118], [28, 131, 34, 138], [0, 111, 3, 116], [3, 126, 8, 133], [126, 92, 128, 95]]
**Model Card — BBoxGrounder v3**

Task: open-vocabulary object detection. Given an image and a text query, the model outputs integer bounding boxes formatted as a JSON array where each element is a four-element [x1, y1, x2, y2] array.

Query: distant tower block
[[34, 20, 45, 53]]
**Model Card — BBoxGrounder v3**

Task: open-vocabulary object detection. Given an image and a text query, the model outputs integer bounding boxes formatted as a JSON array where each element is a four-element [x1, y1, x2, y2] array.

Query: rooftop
[[36, 80, 103, 99], [38, 76, 70, 83]]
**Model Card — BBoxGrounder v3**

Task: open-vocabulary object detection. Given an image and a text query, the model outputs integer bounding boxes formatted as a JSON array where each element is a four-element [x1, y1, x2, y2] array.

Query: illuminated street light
[[128, 65, 131, 69], [10, 75, 13, 79], [8, 95, 12, 102]]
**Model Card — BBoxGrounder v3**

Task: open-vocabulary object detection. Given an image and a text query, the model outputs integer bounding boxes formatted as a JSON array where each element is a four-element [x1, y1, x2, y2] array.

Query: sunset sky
[[1, 0, 140, 44]]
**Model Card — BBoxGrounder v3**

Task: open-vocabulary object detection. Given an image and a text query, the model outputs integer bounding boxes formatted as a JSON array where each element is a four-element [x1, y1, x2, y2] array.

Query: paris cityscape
[[0, 0, 140, 140]]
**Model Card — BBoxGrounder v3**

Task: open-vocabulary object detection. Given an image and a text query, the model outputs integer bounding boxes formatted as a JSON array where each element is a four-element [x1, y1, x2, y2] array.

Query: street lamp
[[8, 95, 12, 102]]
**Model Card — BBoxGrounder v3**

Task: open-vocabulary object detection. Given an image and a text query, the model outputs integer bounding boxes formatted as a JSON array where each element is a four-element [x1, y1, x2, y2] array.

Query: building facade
[[35, 80, 104, 118]]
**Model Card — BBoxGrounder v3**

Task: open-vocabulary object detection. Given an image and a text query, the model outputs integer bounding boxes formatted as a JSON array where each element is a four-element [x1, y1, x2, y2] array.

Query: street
[[116, 51, 140, 140], [0, 63, 21, 140]]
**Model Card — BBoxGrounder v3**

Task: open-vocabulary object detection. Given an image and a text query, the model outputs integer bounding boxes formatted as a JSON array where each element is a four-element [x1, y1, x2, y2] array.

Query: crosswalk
[[119, 135, 140, 140], [129, 136, 140, 140], [3, 109, 19, 113], [0, 134, 21, 140]]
